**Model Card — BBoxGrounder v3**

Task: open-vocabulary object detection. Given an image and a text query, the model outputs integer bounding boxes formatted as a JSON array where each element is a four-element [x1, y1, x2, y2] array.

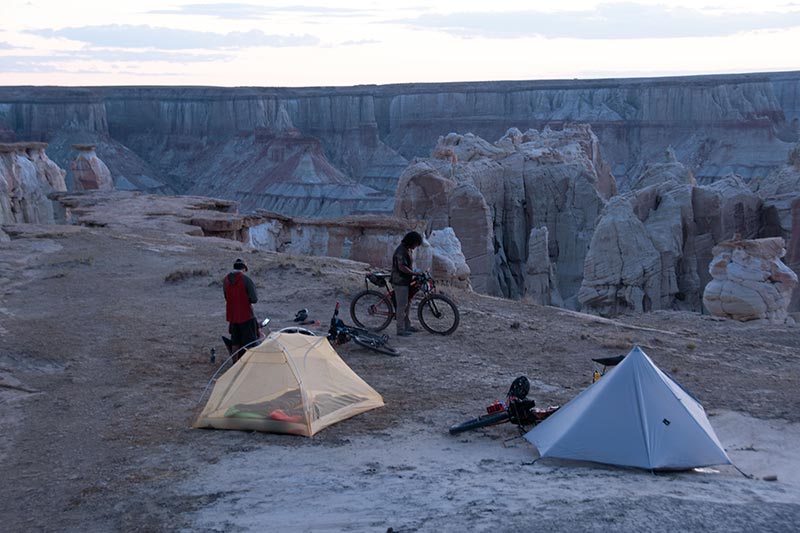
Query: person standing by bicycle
[[223, 258, 259, 362], [391, 231, 423, 336]]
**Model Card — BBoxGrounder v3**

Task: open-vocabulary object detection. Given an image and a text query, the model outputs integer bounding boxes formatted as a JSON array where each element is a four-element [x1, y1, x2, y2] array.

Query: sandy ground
[[1, 217, 799, 532]]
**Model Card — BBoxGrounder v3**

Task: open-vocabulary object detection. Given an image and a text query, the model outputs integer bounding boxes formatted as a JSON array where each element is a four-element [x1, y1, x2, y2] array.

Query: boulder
[[426, 227, 471, 288], [703, 236, 798, 323]]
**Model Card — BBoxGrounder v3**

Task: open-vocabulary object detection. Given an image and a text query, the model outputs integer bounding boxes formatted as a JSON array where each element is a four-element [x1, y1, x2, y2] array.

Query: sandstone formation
[[248, 213, 425, 269], [250, 219, 470, 287], [750, 144, 800, 311], [703, 236, 797, 323], [525, 227, 561, 306], [53, 191, 249, 240], [579, 151, 762, 316], [395, 124, 615, 304], [0, 142, 67, 224], [69, 144, 114, 191], [48, 190, 469, 288]]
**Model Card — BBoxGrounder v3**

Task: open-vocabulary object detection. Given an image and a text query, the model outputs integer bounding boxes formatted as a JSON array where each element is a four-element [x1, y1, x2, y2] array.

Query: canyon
[[2, 71, 800, 315]]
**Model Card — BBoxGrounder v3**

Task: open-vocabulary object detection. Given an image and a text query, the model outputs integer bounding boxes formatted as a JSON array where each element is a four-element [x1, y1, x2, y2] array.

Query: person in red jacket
[[223, 258, 259, 362]]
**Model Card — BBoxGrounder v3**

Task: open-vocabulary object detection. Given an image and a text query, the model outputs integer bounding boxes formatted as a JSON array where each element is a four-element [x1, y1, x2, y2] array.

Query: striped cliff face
[[0, 71, 798, 198]]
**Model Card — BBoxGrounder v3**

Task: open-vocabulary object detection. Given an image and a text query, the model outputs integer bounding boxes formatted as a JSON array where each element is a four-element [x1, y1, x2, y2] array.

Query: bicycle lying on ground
[[350, 271, 460, 335], [328, 302, 400, 357], [449, 376, 559, 435]]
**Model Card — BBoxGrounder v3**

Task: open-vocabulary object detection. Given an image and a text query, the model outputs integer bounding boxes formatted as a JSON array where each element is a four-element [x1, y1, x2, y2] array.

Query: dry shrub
[[598, 334, 634, 350], [164, 268, 209, 283]]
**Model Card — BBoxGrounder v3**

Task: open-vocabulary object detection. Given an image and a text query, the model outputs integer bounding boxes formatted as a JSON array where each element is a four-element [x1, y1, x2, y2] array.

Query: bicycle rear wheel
[[418, 294, 460, 335], [352, 335, 400, 357], [350, 290, 394, 332], [449, 411, 509, 435]]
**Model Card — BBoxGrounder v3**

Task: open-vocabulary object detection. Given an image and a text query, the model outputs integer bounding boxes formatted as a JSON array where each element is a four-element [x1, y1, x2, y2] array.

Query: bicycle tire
[[350, 290, 394, 332], [352, 335, 400, 357], [277, 327, 317, 336], [418, 294, 460, 335], [449, 411, 510, 435]]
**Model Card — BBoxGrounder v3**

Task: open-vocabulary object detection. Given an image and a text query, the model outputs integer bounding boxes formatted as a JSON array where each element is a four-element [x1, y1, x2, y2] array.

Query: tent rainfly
[[193, 333, 384, 437], [524, 346, 732, 470]]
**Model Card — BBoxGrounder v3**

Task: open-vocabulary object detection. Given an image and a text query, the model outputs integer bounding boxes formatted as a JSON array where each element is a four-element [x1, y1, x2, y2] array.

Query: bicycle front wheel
[[418, 294, 460, 335], [350, 290, 394, 331], [449, 411, 509, 435], [352, 335, 400, 357]]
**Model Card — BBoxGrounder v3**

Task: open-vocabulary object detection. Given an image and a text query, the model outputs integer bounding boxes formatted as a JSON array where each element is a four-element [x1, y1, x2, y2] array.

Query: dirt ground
[[1, 214, 799, 532]]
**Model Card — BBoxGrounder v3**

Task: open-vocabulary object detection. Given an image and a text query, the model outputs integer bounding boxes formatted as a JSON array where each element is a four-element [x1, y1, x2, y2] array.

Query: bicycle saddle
[[591, 354, 626, 367]]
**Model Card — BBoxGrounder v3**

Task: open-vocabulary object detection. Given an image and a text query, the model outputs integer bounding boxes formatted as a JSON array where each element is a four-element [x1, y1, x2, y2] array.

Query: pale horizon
[[2, 0, 800, 88]]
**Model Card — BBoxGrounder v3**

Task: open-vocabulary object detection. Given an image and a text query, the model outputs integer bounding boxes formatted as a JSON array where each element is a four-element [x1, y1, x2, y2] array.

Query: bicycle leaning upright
[[349, 271, 460, 335]]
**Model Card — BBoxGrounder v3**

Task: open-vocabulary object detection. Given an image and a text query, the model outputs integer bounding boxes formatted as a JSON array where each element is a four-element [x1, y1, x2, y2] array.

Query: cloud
[[0, 50, 229, 74], [0, 54, 190, 76], [0, 56, 59, 73], [27, 24, 318, 50], [148, 3, 370, 19], [397, 3, 800, 40], [0, 41, 16, 49], [338, 39, 380, 46]]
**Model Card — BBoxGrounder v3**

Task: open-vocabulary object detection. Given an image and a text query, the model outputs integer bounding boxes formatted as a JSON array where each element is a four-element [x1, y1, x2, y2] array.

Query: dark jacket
[[223, 270, 258, 324], [390, 244, 414, 286]]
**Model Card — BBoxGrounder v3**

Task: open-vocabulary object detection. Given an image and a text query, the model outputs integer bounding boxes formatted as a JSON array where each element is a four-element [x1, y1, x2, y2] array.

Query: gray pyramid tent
[[524, 346, 732, 470]]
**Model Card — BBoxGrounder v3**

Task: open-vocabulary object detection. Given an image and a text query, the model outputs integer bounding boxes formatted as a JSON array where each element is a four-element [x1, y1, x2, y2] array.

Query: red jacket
[[223, 271, 257, 324]]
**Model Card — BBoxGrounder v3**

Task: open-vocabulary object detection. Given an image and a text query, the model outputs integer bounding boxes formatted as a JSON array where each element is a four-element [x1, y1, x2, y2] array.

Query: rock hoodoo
[[395, 124, 615, 303], [703, 236, 798, 323], [69, 144, 114, 191], [579, 151, 762, 316], [750, 143, 800, 311]]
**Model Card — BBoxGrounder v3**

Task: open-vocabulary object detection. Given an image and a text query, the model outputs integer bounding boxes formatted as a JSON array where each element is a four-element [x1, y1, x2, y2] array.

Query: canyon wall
[[1, 71, 798, 205]]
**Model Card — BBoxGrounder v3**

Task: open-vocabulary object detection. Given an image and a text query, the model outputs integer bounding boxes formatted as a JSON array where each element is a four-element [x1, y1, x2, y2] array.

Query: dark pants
[[395, 285, 411, 334], [229, 318, 259, 362]]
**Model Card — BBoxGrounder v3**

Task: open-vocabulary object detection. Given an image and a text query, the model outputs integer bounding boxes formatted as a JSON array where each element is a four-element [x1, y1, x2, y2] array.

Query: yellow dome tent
[[193, 333, 384, 436]]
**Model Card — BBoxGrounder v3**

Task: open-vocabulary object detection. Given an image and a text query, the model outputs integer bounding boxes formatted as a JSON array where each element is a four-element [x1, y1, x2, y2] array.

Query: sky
[[1, 0, 799, 87]]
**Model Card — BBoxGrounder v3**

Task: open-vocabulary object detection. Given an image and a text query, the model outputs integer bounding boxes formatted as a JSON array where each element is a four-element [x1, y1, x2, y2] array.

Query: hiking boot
[[396, 330, 412, 337]]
